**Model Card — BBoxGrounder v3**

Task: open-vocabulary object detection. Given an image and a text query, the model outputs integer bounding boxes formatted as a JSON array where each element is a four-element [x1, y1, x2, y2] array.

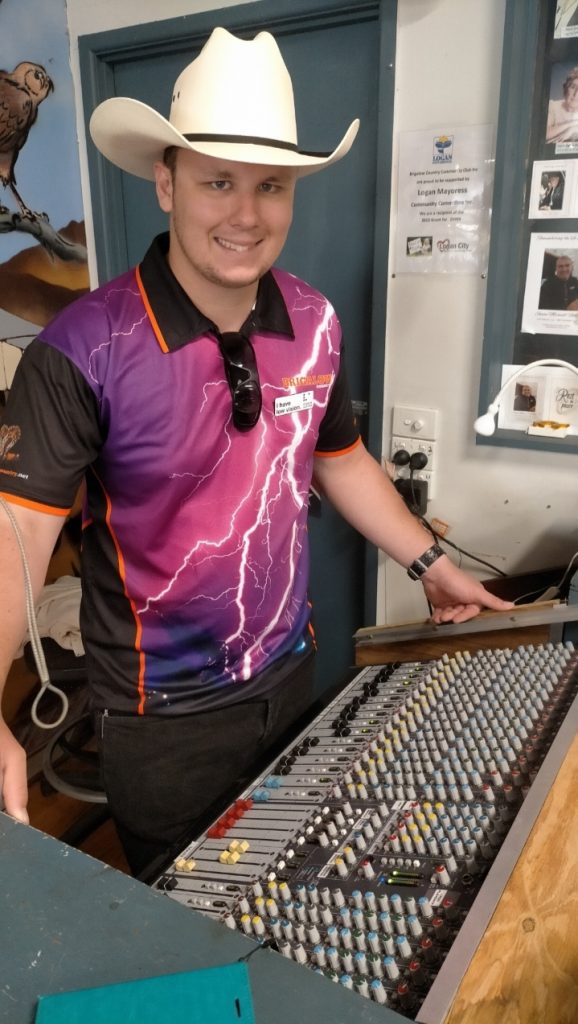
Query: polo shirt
[[0, 234, 360, 713]]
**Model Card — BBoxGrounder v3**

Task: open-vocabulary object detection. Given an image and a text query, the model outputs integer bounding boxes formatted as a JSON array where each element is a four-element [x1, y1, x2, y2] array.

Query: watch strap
[[407, 543, 445, 580]]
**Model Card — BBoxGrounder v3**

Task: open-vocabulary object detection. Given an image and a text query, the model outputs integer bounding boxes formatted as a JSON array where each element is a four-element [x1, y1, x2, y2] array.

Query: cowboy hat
[[89, 27, 359, 180]]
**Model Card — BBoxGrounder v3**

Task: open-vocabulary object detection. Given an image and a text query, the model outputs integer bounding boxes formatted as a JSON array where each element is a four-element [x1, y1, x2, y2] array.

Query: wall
[[378, 0, 578, 626], [66, 0, 577, 628]]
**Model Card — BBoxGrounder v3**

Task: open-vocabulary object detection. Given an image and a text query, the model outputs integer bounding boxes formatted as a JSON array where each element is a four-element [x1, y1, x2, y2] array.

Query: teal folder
[[35, 961, 255, 1024]]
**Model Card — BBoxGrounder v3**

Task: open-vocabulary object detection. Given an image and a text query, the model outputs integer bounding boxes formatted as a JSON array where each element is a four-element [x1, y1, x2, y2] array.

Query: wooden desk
[[445, 731, 578, 1024]]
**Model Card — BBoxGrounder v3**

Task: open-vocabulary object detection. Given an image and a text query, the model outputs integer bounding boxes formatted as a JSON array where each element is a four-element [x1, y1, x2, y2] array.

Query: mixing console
[[153, 641, 578, 1021]]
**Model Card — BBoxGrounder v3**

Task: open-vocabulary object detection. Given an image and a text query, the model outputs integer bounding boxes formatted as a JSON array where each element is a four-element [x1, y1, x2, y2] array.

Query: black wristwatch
[[407, 543, 445, 580]]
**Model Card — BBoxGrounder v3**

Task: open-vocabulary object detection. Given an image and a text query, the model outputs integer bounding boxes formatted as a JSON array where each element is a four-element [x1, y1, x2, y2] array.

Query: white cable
[[0, 496, 69, 729]]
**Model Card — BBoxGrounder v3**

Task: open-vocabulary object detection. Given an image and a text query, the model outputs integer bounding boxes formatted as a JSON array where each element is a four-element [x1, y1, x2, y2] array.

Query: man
[[513, 384, 536, 413], [0, 28, 510, 874], [539, 253, 578, 310], [539, 172, 564, 211]]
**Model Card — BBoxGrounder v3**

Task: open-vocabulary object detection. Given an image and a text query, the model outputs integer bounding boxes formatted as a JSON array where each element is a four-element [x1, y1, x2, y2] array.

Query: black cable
[[237, 939, 275, 962], [418, 513, 508, 577]]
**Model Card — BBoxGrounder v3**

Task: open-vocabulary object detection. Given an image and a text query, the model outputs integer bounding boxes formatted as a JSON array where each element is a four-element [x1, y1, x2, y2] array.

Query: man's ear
[[153, 161, 174, 213]]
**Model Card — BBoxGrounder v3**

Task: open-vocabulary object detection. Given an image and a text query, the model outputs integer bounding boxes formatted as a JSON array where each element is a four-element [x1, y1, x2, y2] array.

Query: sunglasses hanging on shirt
[[218, 331, 262, 431]]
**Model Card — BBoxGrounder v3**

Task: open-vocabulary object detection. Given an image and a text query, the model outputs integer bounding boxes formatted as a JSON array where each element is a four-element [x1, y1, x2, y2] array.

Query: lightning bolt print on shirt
[[0, 234, 359, 713]]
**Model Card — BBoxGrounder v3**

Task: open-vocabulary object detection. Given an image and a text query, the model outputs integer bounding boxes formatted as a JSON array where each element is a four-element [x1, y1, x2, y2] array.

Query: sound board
[[153, 640, 578, 1022]]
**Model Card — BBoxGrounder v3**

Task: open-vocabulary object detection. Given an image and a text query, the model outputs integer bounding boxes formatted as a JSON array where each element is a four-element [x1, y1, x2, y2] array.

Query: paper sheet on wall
[[394, 125, 494, 274], [521, 232, 578, 335]]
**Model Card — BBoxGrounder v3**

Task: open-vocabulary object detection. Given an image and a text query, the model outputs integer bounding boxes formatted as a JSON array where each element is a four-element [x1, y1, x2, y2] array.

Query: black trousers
[[95, 649, 315, 876]]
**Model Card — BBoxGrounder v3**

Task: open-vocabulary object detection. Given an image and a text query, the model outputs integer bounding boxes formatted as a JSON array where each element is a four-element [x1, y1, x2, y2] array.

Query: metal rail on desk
[[354, 602, 578, 649]]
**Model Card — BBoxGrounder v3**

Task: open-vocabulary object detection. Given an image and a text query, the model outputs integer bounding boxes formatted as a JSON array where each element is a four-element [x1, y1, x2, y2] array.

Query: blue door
[[80, 0, 395, 696]]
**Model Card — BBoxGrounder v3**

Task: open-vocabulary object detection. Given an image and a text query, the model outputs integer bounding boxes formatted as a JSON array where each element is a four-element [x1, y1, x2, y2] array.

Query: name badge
[[274, 391, 314, 417]]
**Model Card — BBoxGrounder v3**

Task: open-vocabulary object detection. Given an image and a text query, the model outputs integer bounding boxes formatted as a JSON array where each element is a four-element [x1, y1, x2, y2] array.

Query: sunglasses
[[218, 331, 262, 431]]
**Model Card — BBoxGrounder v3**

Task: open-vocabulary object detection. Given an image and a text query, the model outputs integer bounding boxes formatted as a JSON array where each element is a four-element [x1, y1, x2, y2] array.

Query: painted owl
[[0, 62, 54, 215]]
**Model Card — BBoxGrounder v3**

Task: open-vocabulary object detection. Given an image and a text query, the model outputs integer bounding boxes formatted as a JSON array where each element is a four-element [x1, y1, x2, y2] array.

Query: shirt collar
[[137, 232, 295, 352]]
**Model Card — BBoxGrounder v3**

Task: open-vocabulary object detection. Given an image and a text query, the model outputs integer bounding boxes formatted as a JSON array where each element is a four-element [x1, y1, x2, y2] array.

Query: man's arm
[[0, 502, 66, 822], [312, 441, 512, 624]]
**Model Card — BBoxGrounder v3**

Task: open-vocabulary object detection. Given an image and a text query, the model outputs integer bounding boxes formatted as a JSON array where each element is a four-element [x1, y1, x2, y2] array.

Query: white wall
[[378, 0, 578, 626], [66, 0, 578, 628]]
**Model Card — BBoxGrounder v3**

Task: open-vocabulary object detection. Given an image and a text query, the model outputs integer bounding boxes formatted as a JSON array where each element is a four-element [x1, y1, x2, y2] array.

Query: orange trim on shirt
[[0, 491, 69, 517], [313, 436, 361, 458], [92, 470, 147, 715], [136, 263, 169, 354]]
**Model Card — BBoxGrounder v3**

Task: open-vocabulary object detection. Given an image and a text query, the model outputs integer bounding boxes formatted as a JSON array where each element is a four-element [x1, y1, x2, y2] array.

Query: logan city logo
[[437, 239, 470, 252], [0, 424, 21, 462], [433, 134, 453, 163]]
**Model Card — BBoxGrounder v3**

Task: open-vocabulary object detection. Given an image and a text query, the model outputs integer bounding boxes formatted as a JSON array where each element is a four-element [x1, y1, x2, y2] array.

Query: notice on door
[[395, 125, 495, 274]]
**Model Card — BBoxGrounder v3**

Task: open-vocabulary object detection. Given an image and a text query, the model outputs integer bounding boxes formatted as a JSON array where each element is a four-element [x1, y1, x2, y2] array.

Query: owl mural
[[0, 61, 54, 216]]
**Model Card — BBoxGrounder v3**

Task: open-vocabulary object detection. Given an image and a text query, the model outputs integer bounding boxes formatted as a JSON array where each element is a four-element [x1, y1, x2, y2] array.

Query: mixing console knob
[[313, 944, 326, 967], [321, 906, 334, 926], [340, 973, 353, 990], [355, 950, 369, 974], [341, 951, 354, 973], [383, 956, 400, 980], [340, 907, 352, 927], [295, 901, 307, 922], [408, 959, 426, 987], [293, 943, 308, 965], [320, 886, 332, 906], [326, 946, 340, 970], [335, 858, 348, 878], [432, 916, 448, 941], [370, 978, 388, 1004]]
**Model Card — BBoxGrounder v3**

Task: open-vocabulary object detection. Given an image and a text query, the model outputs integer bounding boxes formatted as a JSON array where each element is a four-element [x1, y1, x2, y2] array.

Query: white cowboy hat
[[89, 27, 359, 180]]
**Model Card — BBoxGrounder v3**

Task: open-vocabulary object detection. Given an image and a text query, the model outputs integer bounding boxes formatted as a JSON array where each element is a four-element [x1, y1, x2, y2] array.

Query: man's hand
[[422, 555, 514, 624], [0, 718, 29, 824]]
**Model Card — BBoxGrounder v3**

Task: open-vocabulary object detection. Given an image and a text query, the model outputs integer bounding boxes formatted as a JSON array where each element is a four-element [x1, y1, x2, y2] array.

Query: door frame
[[78, 0, 397, 625]]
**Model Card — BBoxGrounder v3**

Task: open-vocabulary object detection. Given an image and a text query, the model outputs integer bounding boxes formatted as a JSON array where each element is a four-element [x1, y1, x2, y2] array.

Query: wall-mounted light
[[474, 359, 578, 437]]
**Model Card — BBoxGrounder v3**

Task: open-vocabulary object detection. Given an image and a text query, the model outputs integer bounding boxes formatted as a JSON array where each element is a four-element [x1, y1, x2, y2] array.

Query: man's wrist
[[406, 543, 445, 580]]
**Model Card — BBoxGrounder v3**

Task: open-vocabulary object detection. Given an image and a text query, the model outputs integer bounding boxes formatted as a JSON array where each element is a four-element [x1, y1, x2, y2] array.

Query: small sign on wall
[[395, 124, 495, 274]]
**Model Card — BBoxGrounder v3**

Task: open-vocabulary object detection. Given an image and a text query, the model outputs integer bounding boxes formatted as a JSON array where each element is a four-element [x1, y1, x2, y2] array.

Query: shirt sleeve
[[315, 344, 360, 455], [0, 339, 102, 512]]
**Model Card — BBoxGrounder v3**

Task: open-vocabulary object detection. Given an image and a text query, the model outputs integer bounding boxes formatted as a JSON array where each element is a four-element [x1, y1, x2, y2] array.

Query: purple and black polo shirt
[[0, 234, 360, 714]]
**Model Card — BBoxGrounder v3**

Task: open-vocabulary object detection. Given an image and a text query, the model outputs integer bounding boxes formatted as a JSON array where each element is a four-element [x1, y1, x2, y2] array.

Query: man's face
[[555, 257, 573, 279], [154, 149, 297, 298]]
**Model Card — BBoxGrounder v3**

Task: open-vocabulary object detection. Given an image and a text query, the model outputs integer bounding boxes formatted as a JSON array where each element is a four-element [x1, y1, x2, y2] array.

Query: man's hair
[[563, 68, 578, 95], [163, 145, 179, 178]]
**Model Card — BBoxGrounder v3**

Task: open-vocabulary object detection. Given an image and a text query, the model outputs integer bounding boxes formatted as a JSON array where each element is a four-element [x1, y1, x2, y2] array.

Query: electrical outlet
[[391, 436, 436, 501]]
